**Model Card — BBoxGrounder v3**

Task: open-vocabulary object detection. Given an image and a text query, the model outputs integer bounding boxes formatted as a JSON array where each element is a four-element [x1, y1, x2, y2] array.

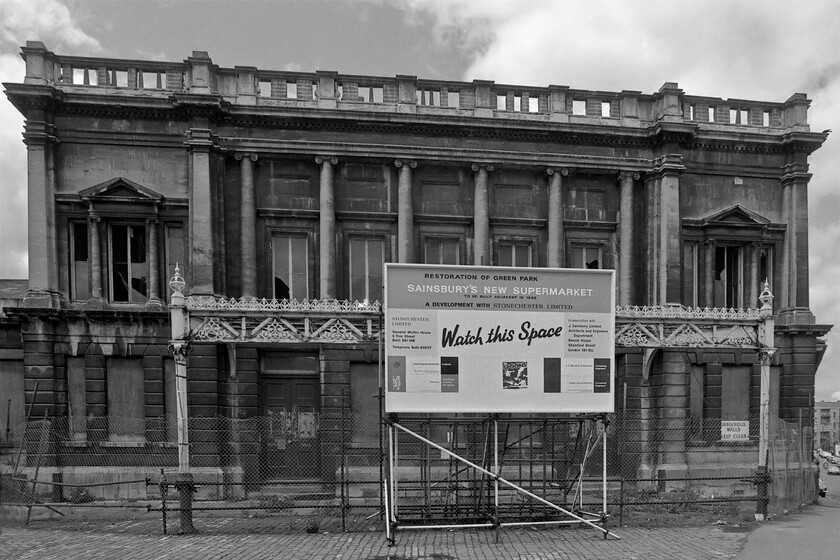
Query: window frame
[[70, 220, 91, 301], [108, 222, 149, 304], [495, 238, 533, 267], [423, 237, 461, 265], [271, 232, 311, 300], [713, 244, 744, 309], [348, 236, 386, 303], [682, 241, 699, 307], [164, 222, 186, 288], [568, 242, 603, 270]]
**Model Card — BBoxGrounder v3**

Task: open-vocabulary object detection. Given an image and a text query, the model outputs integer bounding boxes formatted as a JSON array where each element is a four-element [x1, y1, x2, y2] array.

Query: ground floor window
[[106, 357, 145, 441]]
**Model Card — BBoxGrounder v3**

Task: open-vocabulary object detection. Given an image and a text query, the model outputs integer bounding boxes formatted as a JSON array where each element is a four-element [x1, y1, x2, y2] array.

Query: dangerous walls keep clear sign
[[384, 264, 615, 414], [720, 421, 750, 441]]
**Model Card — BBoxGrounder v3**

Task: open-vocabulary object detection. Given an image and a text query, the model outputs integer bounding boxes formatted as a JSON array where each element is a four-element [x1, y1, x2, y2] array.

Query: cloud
[[0, 53, 28, 279], [394, 0, 522, 59], [0, 0, 102, 278], [0, 0, 101, 54], [403, 0, 840, 399]]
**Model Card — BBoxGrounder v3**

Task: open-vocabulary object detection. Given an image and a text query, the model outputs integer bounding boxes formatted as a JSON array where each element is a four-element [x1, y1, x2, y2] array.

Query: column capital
[[145, 217, 160, 225], [618, 171, 640, 181], [316, 155, 338, 165], [22, 120, 58, 147], [780, 163, 811, 186], [184, 128, 220, 152], [546, 167, 570, 177], [394, 159, 417, 169], [471, 163, 495, 172], [234, 152, 258, 162], [646, 154, 685, 179]]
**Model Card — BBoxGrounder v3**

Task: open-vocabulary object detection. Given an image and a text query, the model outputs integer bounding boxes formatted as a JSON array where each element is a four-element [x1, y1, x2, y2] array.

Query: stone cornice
[[3, 82, 63, 114], [216, 137, 651, 173], [6, 83, 814, 157]]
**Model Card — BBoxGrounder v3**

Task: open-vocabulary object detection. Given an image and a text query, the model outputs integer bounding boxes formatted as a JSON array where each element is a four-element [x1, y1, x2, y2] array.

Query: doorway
[[260, 353, 320, 480]]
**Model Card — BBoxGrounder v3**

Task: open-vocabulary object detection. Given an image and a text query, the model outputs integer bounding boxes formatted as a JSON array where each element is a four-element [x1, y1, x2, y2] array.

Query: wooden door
[[260, 376, 320, 479]]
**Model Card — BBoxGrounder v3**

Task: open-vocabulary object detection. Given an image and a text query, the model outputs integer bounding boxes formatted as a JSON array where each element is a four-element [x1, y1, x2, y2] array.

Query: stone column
[[88, 210, 104, 307], [546, 168, 568, 268], [472, 164, 493, 266], [22, 115, 60, 307], [236, 153, 258, 298], [396, 159, 416, 263], [618, 171, 639, 305], [146, 217, 161, 309], [317, 156, 338, 299], [703, 240, 715, 308], [749, 242, 761, 309]]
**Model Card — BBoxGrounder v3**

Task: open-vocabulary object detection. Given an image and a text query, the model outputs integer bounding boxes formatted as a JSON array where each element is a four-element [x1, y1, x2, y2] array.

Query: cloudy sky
[[0, 0, 838, 399]]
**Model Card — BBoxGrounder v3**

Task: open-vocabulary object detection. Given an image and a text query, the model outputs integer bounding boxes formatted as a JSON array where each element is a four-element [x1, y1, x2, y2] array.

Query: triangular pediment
[[700, 205, 769, 227], [79, 177, 163, 202]]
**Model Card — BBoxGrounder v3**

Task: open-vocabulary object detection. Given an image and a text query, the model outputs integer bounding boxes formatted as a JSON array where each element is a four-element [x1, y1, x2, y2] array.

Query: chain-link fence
[[0, 410, 816, 534]]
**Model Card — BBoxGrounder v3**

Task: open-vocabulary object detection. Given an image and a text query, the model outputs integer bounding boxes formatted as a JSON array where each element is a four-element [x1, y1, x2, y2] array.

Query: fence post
[[755, 281, 775, 521], [159, 468, 168, 535]]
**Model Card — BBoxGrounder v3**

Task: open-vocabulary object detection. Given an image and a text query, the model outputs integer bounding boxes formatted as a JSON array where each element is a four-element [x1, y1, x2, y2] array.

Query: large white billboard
[[384, 264, 615, 414]]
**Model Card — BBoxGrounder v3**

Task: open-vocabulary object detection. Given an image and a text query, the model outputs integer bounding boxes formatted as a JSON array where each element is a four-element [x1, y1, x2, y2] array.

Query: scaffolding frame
[[383, 413, 620, 543]]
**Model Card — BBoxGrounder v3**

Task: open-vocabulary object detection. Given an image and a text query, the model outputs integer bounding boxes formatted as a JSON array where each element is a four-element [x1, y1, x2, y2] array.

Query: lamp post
[[168, 264, 195, 533], [756, 280, 775, 521]]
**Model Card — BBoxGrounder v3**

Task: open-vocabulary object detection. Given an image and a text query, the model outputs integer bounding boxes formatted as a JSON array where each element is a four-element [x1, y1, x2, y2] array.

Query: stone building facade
[[0, 41, 830, 495], [815, 401, 840, 454]]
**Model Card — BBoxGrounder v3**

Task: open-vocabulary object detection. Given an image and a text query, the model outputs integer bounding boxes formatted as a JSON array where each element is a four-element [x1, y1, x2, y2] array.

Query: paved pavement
[[735, 469, 840, 559], [0, 517, 748, 560], [3, 486, 838, 560]]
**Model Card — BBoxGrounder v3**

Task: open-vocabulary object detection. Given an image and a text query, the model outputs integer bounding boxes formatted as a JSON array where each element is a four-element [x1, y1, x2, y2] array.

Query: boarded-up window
[[769, 366, 780, 418], [343, 164, 387, 199], [164, 359, 177, 442], [721, 366, 750, 421], [0, 359, 24, 444], [494, 185, 538, 218], [106, 357, 145, 441], [67, 357, 87, 441], [568, 188, 605, 209], [350, 363, 380, 444], [495, 185, 535, 206]]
